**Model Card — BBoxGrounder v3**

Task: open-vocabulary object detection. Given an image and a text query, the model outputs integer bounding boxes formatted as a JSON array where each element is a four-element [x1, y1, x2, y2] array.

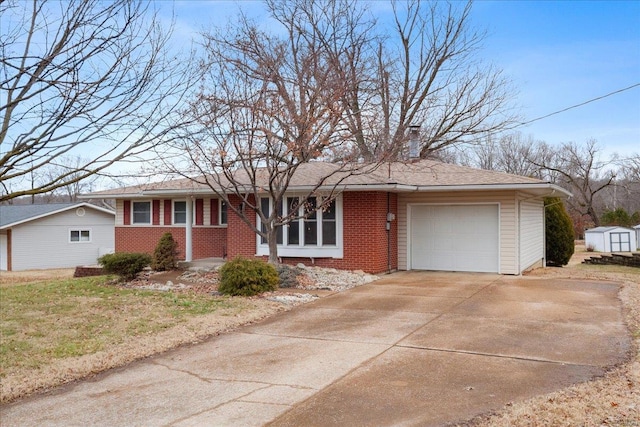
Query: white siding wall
[[115, 199, 124, 226], [0, 232, 7, 270], [519, 197, 544, 272], [10, 208, 115, 270], [398, 191, 519, 274]]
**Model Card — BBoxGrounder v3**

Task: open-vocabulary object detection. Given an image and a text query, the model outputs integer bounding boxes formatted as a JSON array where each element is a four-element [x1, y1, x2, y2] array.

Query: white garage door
[[410, 204, 499, 273]]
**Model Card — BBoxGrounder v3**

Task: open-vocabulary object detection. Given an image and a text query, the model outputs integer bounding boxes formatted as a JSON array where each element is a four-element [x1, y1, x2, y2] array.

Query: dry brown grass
[[0, 268, 75, 286], [463, 245, 640, 426], [0, 273, 286, 403]]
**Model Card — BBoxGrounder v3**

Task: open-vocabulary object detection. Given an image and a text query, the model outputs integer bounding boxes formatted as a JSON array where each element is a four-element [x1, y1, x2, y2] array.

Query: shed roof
[[0, 203, 114, 229], [585, 226, 635, 233]]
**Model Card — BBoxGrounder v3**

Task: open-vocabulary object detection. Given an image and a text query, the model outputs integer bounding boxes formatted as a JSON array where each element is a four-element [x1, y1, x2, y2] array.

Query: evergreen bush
[[152, 232, 179, 271], [98, 252, 152, 280], [544, 197, 575, 266], [218, 257, 279, 296]]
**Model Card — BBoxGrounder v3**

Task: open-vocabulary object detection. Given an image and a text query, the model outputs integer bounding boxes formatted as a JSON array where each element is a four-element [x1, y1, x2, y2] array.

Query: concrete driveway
[[1, 272, 630, 426]]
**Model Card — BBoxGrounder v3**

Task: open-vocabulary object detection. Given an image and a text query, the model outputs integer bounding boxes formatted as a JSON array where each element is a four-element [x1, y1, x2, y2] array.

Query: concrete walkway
[[1, 272, 630, 426]]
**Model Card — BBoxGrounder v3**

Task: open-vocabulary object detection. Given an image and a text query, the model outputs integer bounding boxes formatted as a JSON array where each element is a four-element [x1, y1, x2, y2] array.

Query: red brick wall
[[226, 194, 257, 259], [115, 227, 227, 260], [227, 191, 398, 274]]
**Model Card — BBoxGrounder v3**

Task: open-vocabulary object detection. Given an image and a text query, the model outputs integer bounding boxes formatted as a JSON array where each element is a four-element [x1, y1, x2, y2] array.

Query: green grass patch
[[0, 276, 238, 376]]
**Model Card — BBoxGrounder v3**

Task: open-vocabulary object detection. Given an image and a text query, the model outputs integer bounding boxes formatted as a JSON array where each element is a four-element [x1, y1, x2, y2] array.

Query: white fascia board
[[413, 183, 572, 198], [78, 182, 571, 200], [0, 203, 114, 230]]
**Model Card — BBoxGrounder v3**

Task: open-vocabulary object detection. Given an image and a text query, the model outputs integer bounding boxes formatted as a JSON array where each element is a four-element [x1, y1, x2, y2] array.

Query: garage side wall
[[398, 191, 518, 274], [10, 209, 115, 271], [519, 197, 544, 272]]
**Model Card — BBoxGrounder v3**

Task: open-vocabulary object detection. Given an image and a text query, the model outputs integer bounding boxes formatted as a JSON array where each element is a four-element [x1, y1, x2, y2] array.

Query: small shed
[[634, 225, 640, 251], [584, 226, 634, 253]]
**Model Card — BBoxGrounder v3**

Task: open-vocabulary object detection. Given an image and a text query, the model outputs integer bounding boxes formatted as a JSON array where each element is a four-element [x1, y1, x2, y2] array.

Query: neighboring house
[[83, 160, 571, 275], [0, 203, 115, 271], [585, 226, 635, 253], [633, 224, 640, 251]]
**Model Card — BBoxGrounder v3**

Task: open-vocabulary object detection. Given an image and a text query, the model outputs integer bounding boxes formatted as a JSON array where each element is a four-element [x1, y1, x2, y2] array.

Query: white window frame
[[69, 229, 91, 243], [132, 201, 152, 225], [219, 199, 228, 225], [256, 194, 343, 258], [173, 200, 187, 225]]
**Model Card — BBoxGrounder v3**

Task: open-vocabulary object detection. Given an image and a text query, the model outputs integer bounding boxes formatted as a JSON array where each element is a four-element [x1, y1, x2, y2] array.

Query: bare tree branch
[[0, 0, 195, 201]]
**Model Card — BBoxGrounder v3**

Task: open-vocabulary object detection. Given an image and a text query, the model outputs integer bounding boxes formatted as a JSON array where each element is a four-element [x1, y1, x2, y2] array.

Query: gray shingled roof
[[0, 203, 113, 228], [83, 160, 566, 198]]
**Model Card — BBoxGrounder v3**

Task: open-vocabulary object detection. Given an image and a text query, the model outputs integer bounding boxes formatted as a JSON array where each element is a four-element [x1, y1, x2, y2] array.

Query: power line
[[517, 82, 640, 127]]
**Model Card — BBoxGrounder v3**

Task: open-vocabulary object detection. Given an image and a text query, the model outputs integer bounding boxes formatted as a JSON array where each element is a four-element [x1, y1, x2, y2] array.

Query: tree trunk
[[266, 226, 280, 265]]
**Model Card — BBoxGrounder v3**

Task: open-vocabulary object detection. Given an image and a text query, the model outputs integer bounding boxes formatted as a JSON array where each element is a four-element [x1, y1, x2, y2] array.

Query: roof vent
[[408, 125, 420, 159]]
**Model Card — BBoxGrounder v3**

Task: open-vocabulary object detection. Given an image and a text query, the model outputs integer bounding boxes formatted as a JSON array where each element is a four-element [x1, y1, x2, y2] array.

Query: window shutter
[[123, 200, 131, 225], [152, 200, 160, 225], [164, 200, 172, 225], [210, 199, 218, 225]]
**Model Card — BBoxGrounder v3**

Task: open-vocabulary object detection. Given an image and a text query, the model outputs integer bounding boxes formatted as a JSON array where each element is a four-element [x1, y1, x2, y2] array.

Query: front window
[[174, 201, 187, 224], [70, 229, 90, 243], [257, 195, 341, 258], [132, 201, 151, 224]]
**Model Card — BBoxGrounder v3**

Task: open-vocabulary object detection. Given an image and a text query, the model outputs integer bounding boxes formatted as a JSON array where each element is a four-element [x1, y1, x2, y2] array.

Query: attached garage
[[409, 204, 499, 273]]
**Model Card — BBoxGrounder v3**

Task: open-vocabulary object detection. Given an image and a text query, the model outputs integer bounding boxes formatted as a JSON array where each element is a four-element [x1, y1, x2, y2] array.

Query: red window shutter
[[152, 200, 160, 225], [123, 200, 131, 225], [195, 199, 204, 225], [210, 199, 218, 225], [164, 200, 172, 225]]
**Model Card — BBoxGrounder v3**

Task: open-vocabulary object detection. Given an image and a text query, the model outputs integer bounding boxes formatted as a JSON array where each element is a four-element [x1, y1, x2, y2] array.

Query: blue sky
[[162, 0, 640, 159]]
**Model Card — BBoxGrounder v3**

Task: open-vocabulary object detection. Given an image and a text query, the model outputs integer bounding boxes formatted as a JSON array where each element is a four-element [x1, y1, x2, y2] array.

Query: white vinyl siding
[[0, 232, 7, 270], [8, 209, 114, 271], [115, 200, 124, 226], [519, 198, 544, 271], [398, 191, 519, 274]]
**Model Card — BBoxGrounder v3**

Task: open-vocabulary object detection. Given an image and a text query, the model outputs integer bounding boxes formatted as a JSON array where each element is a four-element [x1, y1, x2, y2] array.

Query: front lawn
[[0, 275, 282, 402]]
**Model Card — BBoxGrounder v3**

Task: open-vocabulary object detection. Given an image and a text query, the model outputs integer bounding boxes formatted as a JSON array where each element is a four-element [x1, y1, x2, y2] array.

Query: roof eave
[[0, 203, 114, 229], [80, 183, 572, 199]]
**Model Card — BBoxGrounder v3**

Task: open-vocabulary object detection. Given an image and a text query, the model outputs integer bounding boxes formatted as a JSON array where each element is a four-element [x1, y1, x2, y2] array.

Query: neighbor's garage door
[[410, 204, 499, 273]]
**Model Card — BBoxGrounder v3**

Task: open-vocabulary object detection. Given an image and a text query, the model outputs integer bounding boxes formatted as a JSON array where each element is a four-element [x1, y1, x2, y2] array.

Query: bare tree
[[165, 0, 382, 264], [610, 154, 640, 216], [39, 156, 103, 202], [0, 0, 193, 201], [339, 0, 515, 160], [529, 140, 615, 227]]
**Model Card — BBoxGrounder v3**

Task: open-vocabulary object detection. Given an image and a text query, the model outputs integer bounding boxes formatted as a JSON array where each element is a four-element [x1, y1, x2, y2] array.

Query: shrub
[[544, 197, 575, 266], [218, 257, 279, 296], [151, 232, 179, 271], [98, 252, 152, 280], [277, 264, 304, 288]]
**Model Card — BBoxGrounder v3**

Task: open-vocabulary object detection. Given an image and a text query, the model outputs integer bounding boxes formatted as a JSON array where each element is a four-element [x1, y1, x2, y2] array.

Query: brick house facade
[[87, 160, 570, 275]]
